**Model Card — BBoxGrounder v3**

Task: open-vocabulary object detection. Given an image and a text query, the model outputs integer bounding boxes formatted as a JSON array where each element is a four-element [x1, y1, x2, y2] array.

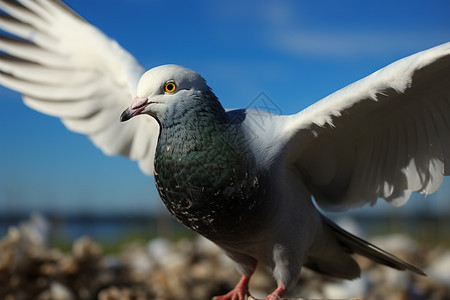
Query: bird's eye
[[164, 81, 176, 93]]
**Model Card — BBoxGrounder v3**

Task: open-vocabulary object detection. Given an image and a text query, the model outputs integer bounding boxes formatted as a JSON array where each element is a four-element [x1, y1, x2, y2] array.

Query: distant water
[[0, 213, 192, 246], [0, 213, 449, 247]]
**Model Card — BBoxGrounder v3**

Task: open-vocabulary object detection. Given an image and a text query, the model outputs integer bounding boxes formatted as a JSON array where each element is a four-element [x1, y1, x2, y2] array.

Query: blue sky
[[0, 0, 449, 216]]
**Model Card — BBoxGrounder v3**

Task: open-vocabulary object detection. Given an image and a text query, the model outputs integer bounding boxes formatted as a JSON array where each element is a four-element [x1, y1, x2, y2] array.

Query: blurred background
[[0, 0, 449, 298], [0, 0, 449, 241]]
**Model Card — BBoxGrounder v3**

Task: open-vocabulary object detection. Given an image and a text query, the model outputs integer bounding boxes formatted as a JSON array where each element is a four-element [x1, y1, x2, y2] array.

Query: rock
[[49, 281, 75, 300], [72, 236, 103, 260], [426, 250, 450, 285]]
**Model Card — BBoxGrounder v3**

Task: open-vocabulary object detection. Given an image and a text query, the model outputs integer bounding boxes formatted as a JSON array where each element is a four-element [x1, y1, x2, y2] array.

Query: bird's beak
[[120, 96, 149, 122]]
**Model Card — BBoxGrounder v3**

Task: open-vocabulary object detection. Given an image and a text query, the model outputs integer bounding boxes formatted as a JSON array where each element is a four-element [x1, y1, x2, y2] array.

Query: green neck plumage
[[154, 91, 250, 189]]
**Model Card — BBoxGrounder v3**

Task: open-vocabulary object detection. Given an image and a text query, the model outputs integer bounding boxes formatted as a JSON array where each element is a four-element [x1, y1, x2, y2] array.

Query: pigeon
[[0, 1, 449, 299]]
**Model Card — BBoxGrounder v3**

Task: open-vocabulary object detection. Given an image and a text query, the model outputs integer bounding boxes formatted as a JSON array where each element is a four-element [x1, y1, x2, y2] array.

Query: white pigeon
[[0, 1, 449, 300]]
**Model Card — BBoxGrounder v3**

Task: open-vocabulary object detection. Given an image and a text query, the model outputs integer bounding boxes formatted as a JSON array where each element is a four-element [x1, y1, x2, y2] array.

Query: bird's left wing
[[275, 42, 450, 212], [0, 0, 158, 174]]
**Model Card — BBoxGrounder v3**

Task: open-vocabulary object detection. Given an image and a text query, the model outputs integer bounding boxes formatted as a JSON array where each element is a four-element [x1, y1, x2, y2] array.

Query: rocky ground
[[0, 214, 449, 300]]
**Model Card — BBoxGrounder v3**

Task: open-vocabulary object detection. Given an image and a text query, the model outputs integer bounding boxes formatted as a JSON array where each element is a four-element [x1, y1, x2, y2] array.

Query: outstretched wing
[[277, 42, 450, 211], [0, 0, 158, 174]]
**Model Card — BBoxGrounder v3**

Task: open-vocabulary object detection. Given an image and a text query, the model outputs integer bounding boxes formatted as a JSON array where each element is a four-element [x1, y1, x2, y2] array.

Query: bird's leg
[[256, 285, 286, 300], [212, 275, 251, 300]]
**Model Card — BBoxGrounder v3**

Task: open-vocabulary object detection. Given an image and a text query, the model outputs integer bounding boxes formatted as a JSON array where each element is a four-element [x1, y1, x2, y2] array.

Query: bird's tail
[[323, 216, 426, 276]]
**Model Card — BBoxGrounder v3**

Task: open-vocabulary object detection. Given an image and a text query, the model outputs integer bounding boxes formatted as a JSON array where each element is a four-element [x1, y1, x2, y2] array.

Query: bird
[[0, 1, 449, 299]]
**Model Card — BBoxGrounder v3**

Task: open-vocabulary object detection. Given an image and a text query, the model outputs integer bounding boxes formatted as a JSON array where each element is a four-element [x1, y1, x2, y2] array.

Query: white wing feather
[[276, 42, 450, 211], [0, 0, 158, 175]]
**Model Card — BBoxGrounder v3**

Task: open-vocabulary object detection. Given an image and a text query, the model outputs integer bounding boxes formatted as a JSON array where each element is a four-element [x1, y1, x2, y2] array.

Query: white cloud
[[269, 29, 448, 58]]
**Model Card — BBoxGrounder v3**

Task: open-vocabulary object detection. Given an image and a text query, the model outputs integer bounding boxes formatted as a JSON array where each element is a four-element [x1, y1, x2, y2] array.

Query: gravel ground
[[0, 215, 449, 300]]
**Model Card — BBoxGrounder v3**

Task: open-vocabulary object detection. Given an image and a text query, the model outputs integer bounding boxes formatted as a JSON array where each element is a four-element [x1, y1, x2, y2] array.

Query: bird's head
[[120, 64, 211, 122]]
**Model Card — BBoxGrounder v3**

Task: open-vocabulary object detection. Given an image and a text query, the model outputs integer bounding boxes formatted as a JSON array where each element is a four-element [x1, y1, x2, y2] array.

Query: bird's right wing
[[0, 0, 158, 175], [235, 43, 450, 212]]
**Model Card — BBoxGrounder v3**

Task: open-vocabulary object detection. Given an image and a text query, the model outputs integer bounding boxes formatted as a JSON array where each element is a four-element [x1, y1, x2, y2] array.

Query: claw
[[248, 285, 286, 300], [213, 276, 286, 300], [212, 275, 250, 300]]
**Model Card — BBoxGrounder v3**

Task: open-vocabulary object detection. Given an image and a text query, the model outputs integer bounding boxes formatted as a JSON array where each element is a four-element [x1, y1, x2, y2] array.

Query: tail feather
[[324, 216, 426, 276]]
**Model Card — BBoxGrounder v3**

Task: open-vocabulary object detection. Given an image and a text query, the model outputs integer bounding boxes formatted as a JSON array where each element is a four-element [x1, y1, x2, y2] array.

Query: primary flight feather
[[0, 1, 449, 299]]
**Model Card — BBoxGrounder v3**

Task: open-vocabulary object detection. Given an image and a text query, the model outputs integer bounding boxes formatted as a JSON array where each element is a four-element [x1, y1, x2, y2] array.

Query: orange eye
[[164, 81, 176, 93]]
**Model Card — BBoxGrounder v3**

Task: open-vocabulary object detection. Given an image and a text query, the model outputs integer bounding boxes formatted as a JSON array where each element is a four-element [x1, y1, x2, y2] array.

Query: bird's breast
[[153, 139, 269, 240]]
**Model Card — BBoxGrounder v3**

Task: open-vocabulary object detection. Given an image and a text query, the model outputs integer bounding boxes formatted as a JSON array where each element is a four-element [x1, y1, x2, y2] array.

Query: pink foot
[[213, 278, 286, 300], [251, 285, 286, 300], [213, 275, 250, 300]]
